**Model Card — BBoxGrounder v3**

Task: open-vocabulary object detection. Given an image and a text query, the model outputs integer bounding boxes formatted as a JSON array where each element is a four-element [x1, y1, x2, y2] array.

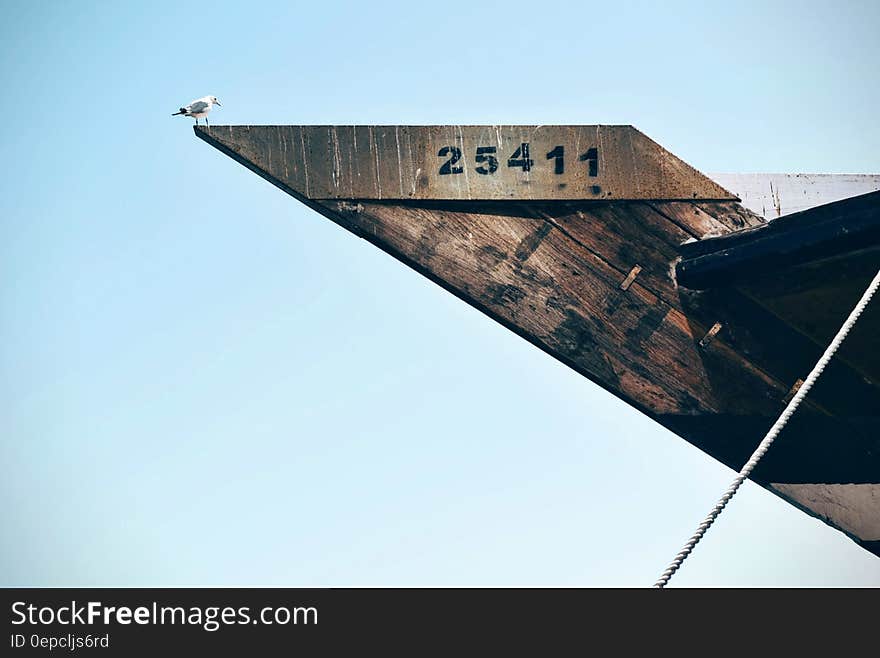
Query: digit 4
[[507, 143, 533, 172]]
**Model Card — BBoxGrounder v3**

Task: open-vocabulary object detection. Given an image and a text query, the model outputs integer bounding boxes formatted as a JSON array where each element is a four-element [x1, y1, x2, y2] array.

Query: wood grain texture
[[194, 125, 737, 201], [197, 126, 880, 556], [313, 199, 878, 551], [648, 200, 765, 239], [323, 200, 787, 419], [739, 248, 880, 383]]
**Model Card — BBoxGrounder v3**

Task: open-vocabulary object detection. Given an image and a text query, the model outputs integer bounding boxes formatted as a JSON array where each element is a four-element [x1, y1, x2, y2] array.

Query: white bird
[[172, 95, 221, 126]]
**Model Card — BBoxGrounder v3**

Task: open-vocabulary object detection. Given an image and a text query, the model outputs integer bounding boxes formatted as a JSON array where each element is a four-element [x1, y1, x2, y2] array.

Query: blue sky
[[2, 0, 879, 586]]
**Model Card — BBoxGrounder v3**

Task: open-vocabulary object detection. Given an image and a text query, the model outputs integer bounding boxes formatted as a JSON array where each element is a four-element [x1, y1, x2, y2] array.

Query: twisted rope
[[654, 267, 880, 588]]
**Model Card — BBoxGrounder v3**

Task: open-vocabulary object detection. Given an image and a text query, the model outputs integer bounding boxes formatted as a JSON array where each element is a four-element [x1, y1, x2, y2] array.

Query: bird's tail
[[171, 108, 185, 116]]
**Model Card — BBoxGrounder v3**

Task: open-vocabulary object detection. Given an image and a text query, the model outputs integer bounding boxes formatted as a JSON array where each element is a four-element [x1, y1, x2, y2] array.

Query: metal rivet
[[783, 378, 805, 405], [619, 265, 642, 291], [699, 322, 723, 348]]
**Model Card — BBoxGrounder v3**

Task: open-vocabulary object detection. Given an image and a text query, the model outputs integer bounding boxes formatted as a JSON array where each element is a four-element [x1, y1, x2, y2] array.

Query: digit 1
[[546, 146, 564, 175], [578, 147, 598, 177]]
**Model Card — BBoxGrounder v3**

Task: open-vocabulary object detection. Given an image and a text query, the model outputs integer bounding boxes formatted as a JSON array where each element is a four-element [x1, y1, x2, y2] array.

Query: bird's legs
[[205, 116, 209, 127]]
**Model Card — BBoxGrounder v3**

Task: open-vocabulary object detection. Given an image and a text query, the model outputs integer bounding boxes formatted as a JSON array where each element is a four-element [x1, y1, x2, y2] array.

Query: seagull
[[172, 95, 221, 126]]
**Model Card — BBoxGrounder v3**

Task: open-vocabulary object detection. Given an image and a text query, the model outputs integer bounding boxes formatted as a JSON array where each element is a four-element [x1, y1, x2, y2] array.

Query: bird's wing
[[188, 100, 209, 113]]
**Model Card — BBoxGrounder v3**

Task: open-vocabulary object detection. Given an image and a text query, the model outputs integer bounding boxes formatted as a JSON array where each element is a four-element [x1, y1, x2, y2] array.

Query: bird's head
[[211, 96, 221, 107]]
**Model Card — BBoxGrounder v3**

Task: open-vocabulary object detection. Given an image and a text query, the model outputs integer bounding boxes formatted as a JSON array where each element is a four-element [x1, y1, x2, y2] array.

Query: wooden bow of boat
[[196, 124, 880, 558]]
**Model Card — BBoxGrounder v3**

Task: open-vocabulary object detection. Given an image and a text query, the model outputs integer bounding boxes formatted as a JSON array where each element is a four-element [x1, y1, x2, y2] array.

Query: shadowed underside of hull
[[195, 125, 880, 558]]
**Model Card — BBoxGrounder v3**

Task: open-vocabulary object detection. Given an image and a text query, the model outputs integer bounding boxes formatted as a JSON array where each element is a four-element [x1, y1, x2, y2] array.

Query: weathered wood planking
[[196, 124, 880, 557], [739, 248, 880, 383], [322, 200, 877, 493], [197, 125, 736, 201], [325, 200, 785, 418], [677, 191, 880, 291], [678, 285, 880, 419], [675, 192, 880, 384], [546, 202, 695, 306]]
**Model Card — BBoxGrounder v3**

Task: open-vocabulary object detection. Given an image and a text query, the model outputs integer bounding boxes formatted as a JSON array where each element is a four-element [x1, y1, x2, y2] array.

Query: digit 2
[[438, 146, 463, 175]]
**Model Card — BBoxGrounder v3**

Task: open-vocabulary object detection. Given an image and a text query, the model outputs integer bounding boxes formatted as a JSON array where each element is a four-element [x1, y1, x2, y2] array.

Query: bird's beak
[[215, 100, 221, 106]]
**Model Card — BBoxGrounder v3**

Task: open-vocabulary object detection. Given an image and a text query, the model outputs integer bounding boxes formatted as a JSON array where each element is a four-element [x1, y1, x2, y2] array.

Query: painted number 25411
[[437, 143, 599, 177]]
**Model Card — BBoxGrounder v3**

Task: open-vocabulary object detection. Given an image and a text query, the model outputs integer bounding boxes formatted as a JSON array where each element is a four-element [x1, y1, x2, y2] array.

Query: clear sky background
[[2, 0, 879, 586]]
